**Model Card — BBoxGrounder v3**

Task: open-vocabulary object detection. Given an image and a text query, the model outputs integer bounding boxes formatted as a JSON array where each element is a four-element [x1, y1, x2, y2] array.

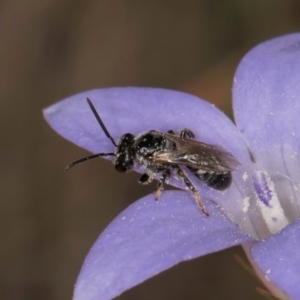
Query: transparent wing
[[149, 133, 240, 172]]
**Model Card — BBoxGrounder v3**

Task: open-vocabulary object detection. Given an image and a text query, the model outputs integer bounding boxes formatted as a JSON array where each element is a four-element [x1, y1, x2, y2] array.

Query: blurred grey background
[[1, 1, 300, 299]]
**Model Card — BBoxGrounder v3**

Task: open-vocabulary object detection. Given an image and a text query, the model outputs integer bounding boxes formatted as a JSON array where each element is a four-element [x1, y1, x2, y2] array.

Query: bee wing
[[150, 133, 240, 172]]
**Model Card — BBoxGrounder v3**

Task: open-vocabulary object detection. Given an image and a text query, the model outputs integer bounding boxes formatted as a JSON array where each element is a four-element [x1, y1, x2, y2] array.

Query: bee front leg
[[173, 166, 209, 217], [138, 173, 153, 185], [155, 169, 171, 200]]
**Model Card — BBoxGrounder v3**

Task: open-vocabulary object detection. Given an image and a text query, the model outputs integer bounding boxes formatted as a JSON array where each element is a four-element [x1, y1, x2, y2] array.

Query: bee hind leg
[[155, 169, 171, 200], [179, 129, 195, 139], [173, 166, 209, 217]]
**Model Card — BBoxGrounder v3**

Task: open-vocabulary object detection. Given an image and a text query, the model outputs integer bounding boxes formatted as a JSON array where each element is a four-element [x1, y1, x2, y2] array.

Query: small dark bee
[[66, 98, 240, 216]]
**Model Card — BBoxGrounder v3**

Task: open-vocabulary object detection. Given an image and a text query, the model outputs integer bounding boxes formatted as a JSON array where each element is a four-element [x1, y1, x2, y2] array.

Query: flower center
[[253, 171, 289, 235]]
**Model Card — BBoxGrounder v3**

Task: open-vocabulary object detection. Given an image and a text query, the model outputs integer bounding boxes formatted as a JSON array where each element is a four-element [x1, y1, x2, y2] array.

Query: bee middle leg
[[173, 166, 209, 217], [155, 169, 171, 200]]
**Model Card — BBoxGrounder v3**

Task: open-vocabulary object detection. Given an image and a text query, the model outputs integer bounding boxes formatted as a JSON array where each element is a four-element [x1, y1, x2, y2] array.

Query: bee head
[[114, 133, 135, 173]]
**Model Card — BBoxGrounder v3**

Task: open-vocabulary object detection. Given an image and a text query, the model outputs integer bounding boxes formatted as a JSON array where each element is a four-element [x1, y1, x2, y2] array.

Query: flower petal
[[74, 191, 253, 300], [44, 87, 258, 237], [251, 219, 300, 300], [43, 87, 245, 157], [233, 33, 300, 224], [234, 33, 300, 157]]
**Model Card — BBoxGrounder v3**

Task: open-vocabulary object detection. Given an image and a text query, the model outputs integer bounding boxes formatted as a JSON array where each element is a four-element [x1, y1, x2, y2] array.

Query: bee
[[66, 98, 240, 216]]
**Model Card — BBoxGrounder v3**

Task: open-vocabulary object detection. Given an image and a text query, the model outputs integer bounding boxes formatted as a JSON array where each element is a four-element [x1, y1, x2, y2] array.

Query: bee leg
[[179, 129, 195, 139], [167, 130, 175, 134], [138, 173, 153, 185], [173, 166, 209, 217], [155, 169, 171, 200]]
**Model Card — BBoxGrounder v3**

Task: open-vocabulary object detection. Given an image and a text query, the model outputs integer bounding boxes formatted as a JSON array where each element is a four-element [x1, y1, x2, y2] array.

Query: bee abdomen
[[192, 169, 232, 190]]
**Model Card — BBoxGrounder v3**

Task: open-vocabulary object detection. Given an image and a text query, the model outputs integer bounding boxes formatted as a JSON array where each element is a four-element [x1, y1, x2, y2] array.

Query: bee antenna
[[65, 152, 115, 170], [86, 98, 118, 147]]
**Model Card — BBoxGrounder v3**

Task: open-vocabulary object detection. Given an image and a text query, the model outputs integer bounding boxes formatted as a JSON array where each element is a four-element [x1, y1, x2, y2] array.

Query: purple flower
[[43, 33, 300, 300]]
